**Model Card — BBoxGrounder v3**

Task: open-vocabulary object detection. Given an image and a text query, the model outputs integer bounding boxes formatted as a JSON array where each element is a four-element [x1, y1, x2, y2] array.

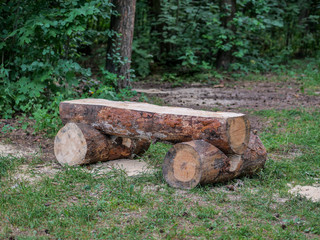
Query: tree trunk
[[216, 0, 236, 70], [59, 99, 250, 154], [106, 0, 136, 89], [162, 132, 266, 189], [148, 0, 161, 26], [54, 123, 150, 166], [148, 0, 163, 62]]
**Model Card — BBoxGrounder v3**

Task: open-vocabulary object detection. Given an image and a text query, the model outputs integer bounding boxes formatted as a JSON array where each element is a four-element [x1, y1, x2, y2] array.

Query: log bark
[[59, 99, 250, 154], [234, 132, 267, 177], [215, 132, 267, 183], [162, 133, 267, 189], [54, 123, 150, 166]]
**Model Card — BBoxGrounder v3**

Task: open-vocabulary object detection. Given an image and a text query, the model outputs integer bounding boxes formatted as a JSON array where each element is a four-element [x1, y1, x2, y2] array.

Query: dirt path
[[134, 81, 320, 112]]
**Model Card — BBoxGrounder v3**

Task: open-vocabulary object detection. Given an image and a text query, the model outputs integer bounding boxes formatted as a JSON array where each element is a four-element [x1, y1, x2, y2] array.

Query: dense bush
[[0, 0, 115, 120], [133, 0, 320, 76]]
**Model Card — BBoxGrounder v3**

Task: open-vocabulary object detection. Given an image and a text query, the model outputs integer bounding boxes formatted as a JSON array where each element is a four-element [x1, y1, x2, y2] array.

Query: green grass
[[0, 155, 25, 179], [241, 58, 320, 95], [1, 108, 320, 239]]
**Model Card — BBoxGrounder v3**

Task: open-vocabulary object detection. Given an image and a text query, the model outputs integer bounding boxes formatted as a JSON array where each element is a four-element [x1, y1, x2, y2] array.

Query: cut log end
[[54, 123, 88, 166], [172, 145, 200, 183], [227, 116, 250, 154], [163, 143, 202, 189]]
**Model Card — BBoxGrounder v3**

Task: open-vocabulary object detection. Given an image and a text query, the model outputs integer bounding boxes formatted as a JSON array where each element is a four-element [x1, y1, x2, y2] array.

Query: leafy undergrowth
[[0, 108, 320, 239]]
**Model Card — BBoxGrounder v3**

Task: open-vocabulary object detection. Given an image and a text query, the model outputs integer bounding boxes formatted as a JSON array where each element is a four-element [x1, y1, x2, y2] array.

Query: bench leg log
[[54, 123, 150, 166], [162, 133, 266, 189]]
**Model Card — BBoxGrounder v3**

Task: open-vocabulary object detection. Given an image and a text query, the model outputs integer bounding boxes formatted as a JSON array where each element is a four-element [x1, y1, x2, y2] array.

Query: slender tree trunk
[[149, 0, 161, 24], [148, 0, 163, 62], [216, 0, 236, 70], [106, 0, 136, 90]]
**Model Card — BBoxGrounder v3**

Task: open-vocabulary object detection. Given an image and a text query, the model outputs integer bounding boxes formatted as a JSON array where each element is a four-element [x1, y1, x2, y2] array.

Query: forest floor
[[1, 76, 320, 239]]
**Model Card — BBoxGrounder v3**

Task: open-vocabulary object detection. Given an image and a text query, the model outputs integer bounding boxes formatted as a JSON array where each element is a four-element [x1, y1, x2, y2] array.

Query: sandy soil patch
[[0, 143, 38, 158], [10, 159, 154, 186], [12, 164, 61, 184], [89, 159, 154, 176], [288, 184, 320, 202]]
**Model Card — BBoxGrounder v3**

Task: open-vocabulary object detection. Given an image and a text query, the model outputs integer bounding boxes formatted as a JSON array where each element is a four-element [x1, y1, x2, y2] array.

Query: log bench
[[54, 99, 267, 189]]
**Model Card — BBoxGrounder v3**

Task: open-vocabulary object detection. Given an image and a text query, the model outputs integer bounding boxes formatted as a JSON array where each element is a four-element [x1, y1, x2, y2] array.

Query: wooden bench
[[54, 99, 266, 189]]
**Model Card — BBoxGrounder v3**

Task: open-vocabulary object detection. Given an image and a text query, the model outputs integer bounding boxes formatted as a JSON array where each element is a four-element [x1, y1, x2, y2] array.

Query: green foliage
[[0, 0, 114, 119], [0, 156, 24, 179], [131, 39, 153, 77], [0, 0, 144, 135], [1, 124, 15, 134], [1, 0, 319, 134], [133, 0, 320, 75]]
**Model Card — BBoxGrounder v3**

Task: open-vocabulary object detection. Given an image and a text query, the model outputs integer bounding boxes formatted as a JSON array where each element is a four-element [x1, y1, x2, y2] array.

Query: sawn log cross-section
[[54, 99, 267, 189]]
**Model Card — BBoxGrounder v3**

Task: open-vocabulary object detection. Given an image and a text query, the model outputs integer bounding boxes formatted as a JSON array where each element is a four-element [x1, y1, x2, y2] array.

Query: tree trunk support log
[[54, 123, 150, 166], [162, 132, 266, 189]]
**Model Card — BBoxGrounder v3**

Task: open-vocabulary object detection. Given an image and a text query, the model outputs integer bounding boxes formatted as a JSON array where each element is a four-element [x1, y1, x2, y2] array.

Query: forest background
[[0, 0, 319, 134]]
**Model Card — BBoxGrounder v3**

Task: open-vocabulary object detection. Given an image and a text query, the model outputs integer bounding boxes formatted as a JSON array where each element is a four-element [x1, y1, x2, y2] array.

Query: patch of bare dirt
[[288, 183, 320, 202], [0, 138, 154, 182], [134, 81, 320, 109], [87, 159, 154, 176], [0, 143, 37, 158], [12, 164, 61, 184], [0, 118, 55, 162]]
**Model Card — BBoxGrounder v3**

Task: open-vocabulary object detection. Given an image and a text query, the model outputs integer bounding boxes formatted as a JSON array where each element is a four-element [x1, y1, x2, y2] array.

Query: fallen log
[[162, 133, 266, 189], [59, 99, 250, 154], [54, 123, 150, 166]]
